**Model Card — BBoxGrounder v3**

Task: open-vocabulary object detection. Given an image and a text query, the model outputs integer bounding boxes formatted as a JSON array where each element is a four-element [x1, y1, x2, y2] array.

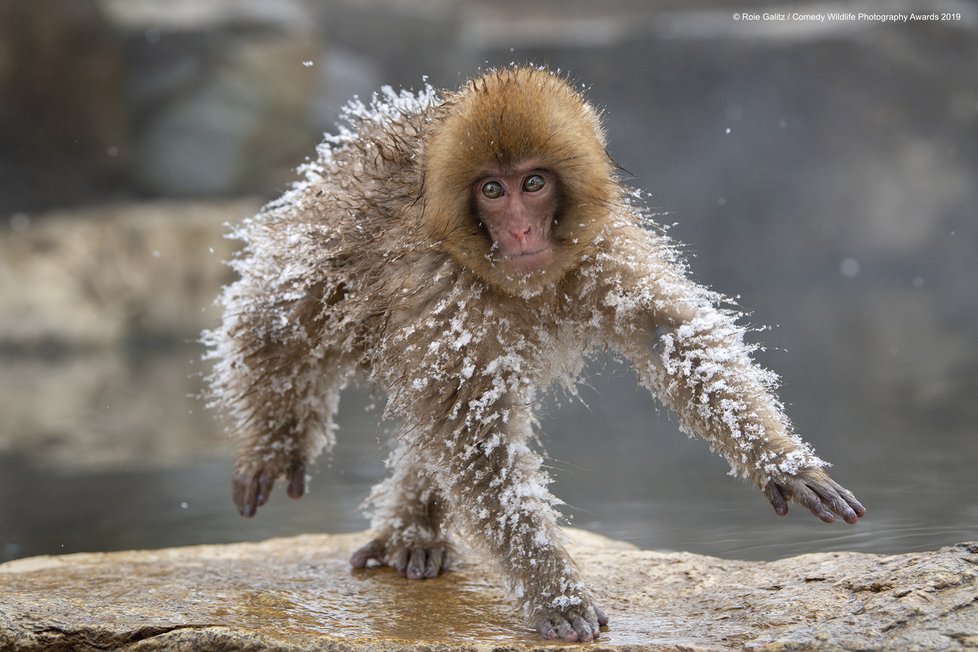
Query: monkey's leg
[[350, 440, 451, 579], [427, 410, 607, 642]]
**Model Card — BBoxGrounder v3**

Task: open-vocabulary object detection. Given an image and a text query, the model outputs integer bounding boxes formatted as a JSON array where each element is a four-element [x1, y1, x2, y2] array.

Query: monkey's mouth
[[501, 247, 553, 273]]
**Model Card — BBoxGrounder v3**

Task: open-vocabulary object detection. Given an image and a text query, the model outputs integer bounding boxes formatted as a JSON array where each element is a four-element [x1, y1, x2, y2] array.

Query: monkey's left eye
[[482, 181, 504, 199], [522, 174, 546, 192]]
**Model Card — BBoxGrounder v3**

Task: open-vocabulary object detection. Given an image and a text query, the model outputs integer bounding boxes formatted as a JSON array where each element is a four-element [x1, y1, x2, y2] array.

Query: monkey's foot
[[534, 603, 608, 642], [349, 536, 451, 580]]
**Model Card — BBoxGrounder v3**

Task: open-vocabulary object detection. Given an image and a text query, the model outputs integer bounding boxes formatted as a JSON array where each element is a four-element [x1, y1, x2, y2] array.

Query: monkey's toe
[[350, 538, 387, 569], [594, 605, 609, 626], [534, 606, 604, 642]]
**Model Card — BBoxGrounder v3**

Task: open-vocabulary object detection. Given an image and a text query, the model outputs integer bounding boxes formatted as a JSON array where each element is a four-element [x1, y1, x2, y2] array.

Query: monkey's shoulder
[[257, 91, 438, 233], [310, 87, 438, 178]]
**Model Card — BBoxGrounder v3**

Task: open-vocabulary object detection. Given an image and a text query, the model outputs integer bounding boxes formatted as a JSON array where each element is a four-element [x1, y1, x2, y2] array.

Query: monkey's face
[[474, 164, 558, 275], [424, 68, 617, 296]]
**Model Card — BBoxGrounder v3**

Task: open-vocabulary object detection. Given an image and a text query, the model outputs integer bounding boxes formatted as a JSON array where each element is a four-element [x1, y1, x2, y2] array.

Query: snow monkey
[[204, 66, 865, 642]]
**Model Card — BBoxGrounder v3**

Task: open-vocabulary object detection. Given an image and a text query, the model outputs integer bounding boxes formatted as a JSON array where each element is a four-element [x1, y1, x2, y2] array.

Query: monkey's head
[[424, 67, 618, 296]]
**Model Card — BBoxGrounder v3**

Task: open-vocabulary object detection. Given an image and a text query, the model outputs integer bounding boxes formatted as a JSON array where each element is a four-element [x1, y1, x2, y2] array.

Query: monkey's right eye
[[481, 181, 504, 199]]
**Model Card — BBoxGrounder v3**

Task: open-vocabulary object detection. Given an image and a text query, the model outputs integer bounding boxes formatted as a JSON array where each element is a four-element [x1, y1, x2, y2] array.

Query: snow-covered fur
[[204, 67, 833, 635]]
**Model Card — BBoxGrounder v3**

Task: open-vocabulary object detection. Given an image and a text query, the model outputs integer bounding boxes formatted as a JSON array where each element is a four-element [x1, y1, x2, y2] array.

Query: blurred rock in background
[[0, 200, 253, 348], [0, 0, 324, 214], [105, 0, 322, 197], [0, 0, 128, 214]]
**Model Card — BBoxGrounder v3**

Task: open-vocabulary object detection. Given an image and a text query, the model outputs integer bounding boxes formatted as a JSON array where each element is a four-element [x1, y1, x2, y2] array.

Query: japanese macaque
[[204, 67, 865, 642]]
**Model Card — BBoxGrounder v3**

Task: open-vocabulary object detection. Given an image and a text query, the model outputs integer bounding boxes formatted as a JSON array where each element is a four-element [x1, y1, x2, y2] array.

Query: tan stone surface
[[0, 530, 975, 651]]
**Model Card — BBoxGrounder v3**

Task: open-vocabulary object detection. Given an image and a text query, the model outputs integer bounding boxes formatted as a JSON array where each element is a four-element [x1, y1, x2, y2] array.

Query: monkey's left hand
[[763, 467, 866, 524]]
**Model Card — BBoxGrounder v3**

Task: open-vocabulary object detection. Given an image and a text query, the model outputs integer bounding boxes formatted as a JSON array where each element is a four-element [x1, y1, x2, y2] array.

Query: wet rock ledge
[[0, 530, 975, 651]]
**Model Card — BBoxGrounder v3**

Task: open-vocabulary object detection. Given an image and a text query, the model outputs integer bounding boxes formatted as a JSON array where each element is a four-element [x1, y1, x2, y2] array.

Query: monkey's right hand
[[534, 603, 609, 643], [233, 457, 306, 518]]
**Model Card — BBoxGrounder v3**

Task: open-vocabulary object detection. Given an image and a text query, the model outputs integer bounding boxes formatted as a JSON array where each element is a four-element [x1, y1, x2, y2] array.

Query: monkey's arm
[[597, 221, 865, 524], [204, 222, 356, 517]]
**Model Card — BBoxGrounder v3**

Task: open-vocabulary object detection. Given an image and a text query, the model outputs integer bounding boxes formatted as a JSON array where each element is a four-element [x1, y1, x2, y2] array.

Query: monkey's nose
[[511, 224, 533, 244]]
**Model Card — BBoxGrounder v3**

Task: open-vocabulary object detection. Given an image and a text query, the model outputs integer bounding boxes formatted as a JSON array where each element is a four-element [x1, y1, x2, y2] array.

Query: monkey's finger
[[349, 539, 386, 568], [424, 548, 444, 579], [255, 468, 275, 507], [440, 548, 451, 573], [808, 482, 859, 524], [570, 614, 595, 642], [286, 460, 306, 499], [764, 482, 789, 516], [827, 479, 867, 518], [593, 605, 609, 627], [406, 547, 426, 580], [795, 484, 836, 523], [232, 475, 246, 514], [233, 472, 259, 518]]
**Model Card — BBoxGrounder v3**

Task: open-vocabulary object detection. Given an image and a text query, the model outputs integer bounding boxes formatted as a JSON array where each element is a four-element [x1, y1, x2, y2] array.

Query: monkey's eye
[[522, 174, 546, 192], [481, 181, 504, 199]]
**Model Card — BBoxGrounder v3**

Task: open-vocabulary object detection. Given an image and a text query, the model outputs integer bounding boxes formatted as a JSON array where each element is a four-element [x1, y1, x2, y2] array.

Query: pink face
[[473, 165, 558, 274]]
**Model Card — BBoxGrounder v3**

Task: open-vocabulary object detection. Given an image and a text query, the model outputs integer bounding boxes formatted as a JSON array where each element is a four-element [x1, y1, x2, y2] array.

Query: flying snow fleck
[[840, 257, 861, 278]]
